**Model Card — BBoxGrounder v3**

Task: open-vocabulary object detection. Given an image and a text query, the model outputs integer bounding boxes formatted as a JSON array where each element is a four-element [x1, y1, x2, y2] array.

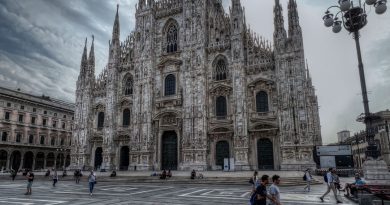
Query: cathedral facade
[[72, 0, 322, 171]]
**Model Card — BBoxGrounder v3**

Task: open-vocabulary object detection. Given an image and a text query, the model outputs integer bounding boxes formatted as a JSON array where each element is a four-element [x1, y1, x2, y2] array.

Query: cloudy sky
[[0, 0, 389, 144]]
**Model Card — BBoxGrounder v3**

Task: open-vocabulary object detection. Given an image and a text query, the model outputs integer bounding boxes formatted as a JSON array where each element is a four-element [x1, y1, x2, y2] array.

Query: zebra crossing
[[0, 180, 357, 205]]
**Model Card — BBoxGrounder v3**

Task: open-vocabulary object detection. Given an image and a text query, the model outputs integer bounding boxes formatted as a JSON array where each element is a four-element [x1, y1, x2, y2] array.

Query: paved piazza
[[0, 180, 357, 205]]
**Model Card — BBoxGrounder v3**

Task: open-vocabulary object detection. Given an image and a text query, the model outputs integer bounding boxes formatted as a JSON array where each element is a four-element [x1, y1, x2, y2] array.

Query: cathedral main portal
[[257, 139, 274, 170], [161, 131, 178, 170]]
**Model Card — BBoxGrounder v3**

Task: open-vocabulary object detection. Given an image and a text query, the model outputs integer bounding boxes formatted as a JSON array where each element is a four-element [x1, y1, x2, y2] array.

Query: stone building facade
[[72, 0, 322, 171], [0, 87, 74, 171]]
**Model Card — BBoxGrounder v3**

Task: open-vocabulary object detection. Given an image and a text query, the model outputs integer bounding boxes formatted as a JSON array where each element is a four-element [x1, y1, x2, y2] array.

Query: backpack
[[303, 173, 307, 181], [323, 173, 328, 183]]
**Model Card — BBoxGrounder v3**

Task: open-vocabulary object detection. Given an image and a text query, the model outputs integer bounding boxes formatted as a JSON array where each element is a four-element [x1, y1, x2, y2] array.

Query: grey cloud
[[0, 0, 389, 144]]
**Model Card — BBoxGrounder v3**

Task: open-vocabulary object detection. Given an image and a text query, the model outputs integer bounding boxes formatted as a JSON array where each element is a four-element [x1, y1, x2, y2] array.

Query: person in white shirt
[[269, 175, 282, 205], [320, 168, 342, 203], [303, 169, 312, 192]]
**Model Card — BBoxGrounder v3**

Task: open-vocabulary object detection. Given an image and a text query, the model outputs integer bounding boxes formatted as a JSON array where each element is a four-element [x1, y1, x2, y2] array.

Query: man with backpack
[[320, 168, 342, 203]]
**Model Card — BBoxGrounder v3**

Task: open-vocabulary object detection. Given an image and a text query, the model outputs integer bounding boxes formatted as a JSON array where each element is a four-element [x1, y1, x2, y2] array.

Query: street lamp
[[323, 0, 387, 160]]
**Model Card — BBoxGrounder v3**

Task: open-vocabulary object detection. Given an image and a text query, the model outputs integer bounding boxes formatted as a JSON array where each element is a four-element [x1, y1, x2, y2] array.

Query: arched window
[[216, 96, 227, 118], [164, 74, 176, 96], [28, 135, 34, 144], [256, 91, 269, 112], [97, 112, 104, 129], [166, 24, 178, 53], [123, 76, 133, 95], [215, 59, 228, 81], [123, 109, 130, 127], [40, 136, 45, 145]]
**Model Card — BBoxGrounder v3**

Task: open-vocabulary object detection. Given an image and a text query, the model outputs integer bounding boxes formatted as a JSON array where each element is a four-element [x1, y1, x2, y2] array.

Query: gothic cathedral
[[72, 0, 322, 171]]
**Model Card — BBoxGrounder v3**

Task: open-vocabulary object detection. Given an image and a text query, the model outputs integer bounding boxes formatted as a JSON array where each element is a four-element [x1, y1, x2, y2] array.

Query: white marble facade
[[71, 0, 322, 171]]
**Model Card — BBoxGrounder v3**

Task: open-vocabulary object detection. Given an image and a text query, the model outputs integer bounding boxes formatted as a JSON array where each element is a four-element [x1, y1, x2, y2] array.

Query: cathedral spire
[[80, 38, 88, 75], [88, 35, 95, 78], [274, 0, 287, 48], [112, 4, 120, 44], [288, 0, 301, 37]]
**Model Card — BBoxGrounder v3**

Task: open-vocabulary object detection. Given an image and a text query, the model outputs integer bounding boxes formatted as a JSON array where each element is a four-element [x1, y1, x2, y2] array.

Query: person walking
[[74, 169, 82, 184], [251, 175, 278, 205], [269, 175, 282, 205], [52, 170, 58, 187], [24, 170, 34, 195], [250, 171, 259, 190], [303, 168, 312, 192], [88, 171, 97, 196], [320, 168, 342, 203], [10, 169, 17, 181]]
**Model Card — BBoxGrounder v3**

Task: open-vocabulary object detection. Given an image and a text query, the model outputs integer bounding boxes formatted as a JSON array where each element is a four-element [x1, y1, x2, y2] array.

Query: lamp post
[[323, 0, 387, 160]]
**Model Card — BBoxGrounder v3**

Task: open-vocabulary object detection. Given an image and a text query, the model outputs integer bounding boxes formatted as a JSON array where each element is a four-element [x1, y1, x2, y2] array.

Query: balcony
[[155, 94, 182, 109], [209, 115, 233, 125], [250, 111, 277, 121]]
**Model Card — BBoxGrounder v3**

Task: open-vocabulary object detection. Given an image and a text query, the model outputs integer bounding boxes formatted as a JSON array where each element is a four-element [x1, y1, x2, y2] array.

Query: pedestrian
[[269, 175, 282, 205], [74, 169, 81, 184], [24, 170, 34, 195], [320, 168, 342, 203], [10, 169, 17, 181], [88, 171, 97, 196], [52, 170, 58, 187], [250, 171, 259, 190], [250, 175, 278, 205], [303, 168, 312, 192]]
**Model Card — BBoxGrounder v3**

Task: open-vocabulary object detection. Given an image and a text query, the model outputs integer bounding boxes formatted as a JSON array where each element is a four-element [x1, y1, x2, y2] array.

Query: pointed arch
[[163, 19, 179, 54], [213, 55, 229, 81], [123, 74, 133, 96]]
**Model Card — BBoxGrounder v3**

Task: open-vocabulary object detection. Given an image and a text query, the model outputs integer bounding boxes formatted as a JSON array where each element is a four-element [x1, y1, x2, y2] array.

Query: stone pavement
[[0, 179, 358, 205]]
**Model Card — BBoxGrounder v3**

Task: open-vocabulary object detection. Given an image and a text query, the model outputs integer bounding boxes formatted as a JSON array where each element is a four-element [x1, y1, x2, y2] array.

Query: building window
[[40, 136, 45, 145], [44, 110, 47, 115], [60, 138, 64, 146], [63, 115, 66, 119], [51, 138, 55, 146], [164, 74, 176, 96], [31, 117, 36, 124], [123, 75, 133, 96], [97, 112, 104, 129], [215, 59, 228, 81], [6, 102, 11, 107], [166, 24, 178, 53], [4, 112, 10, 120], [18, 114, 24, 123], [256, 91, 269, 112], [43, 119, 47, 126], [28, 135, 34, 144], [216, 96, 227, 118], [20, 105, 24, 110], [123, 109, 130, 127], [33, 108, 37, 112], [54, 113, 57, 117], [53, 121, 57, 128], [1, 132, 7, 141], [62, 123, 66, 129], [16, 134, 21, 143]]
